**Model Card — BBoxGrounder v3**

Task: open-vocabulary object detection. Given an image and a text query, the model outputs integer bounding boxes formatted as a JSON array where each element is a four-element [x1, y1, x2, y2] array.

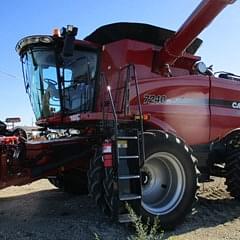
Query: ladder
[[103, 64, 145, 222], [117, 129, 142, 223]]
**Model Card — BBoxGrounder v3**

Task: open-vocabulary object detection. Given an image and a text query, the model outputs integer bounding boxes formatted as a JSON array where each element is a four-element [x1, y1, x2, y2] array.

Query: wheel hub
[[141, 152, 186, 215], [141, 167, 152, 185]]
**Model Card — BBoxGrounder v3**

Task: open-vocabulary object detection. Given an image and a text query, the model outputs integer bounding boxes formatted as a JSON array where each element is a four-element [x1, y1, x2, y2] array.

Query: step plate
[[119, 155, 139, 159], [118, 175, 140, 180], [118, 136, 138, 140], [119, 193, 141, 201]]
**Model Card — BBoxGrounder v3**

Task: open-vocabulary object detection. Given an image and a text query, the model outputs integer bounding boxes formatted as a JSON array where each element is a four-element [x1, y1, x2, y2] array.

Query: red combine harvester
[[1, 0, 238, 228]]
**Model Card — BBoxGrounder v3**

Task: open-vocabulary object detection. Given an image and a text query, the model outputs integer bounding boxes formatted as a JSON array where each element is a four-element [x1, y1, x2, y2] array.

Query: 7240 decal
[[143, 94, 167, 104]]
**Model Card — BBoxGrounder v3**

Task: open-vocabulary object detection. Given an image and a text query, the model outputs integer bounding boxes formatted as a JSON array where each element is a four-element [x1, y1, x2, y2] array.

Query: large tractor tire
[[225, 149, 240, 199], [48, 169, 88, 194], [88, 131, 199, 229], [140, 131, 199, 228]]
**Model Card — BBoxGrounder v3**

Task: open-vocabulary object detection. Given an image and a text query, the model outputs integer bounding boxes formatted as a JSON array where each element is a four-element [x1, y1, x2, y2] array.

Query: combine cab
[[0, 0, 238, 228]]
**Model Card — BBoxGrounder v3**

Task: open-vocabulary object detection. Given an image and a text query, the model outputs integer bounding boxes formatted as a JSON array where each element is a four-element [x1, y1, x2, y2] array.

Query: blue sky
[[0, 0, 239, 125]]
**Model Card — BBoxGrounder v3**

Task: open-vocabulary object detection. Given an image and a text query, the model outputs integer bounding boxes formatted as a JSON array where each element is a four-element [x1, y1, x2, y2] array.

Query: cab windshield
[[22, 46, 97, 120]]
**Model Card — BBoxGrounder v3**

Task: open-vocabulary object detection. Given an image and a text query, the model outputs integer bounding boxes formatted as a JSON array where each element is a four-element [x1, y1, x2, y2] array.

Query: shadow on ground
[[0, 182, 239, 239], [0, 188, 129, 240], [166, 193, 240, 238]]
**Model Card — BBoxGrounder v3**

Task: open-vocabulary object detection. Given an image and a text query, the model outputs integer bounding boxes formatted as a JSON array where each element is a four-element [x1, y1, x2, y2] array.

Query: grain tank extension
[[0, 0, 238, 228]]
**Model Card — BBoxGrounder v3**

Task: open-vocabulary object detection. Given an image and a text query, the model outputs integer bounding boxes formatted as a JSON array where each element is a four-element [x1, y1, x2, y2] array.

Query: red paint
[[2, 0, 236, 190], [36, 34, 235, 146], [210, 76, 240, 140], [0, 136, 19, 144]]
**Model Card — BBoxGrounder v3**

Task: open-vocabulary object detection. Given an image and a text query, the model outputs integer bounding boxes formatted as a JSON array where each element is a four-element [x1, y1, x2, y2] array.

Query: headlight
[[193, 61, 207, 75], [16, 35, 53, 55]]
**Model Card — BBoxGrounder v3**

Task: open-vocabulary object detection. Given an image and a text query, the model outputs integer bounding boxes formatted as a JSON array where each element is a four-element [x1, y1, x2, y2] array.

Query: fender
[[146, 116, 177, 135], [220, 128, 240, 144]]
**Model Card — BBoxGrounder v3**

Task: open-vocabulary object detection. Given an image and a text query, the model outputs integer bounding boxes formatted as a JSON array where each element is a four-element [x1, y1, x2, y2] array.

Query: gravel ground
[[0, 177, 239, 240]]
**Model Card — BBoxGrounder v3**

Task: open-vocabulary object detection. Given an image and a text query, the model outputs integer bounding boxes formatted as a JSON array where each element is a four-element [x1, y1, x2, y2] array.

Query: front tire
[[87, 132, 199, 229], [88, 147, 109, 213], [140, 131, 199, 228]]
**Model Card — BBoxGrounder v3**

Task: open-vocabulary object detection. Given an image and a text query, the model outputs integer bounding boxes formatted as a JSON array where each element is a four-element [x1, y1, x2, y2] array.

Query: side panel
[[98, 40, 210, 145], [97, 39, 191, 113], [210, 76, 240, 140], [132, 75, 210, 145]]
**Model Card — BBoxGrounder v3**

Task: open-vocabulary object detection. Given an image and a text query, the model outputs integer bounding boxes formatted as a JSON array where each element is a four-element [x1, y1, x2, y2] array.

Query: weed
[[126, 203, 164, 240], [94, 232, 101, 240]]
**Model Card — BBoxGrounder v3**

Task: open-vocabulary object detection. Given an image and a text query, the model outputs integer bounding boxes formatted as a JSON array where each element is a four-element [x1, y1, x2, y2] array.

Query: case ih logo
[[232, 102, 240, 109]]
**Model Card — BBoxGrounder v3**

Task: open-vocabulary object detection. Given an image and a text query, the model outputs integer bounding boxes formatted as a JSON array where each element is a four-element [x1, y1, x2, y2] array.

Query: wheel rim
[[141, 152, 186, 215]]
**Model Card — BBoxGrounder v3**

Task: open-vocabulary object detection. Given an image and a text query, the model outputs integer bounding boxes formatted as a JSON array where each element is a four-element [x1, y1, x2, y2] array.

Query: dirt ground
[[0, 177, 239, 240]]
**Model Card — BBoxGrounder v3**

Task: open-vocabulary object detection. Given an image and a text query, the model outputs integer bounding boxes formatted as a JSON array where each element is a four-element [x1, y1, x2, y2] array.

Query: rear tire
[[225, 149, 240, 199], [140, 131, 199, 229]]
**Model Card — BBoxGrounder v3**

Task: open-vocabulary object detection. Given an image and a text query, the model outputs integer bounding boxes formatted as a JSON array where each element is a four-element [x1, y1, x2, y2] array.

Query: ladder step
[[118, 213, 132, 223], [119, 193, 141, 201], [119, 156, 139, 159], [119, 175, 140, 180], [118, 136, 138, 140]]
